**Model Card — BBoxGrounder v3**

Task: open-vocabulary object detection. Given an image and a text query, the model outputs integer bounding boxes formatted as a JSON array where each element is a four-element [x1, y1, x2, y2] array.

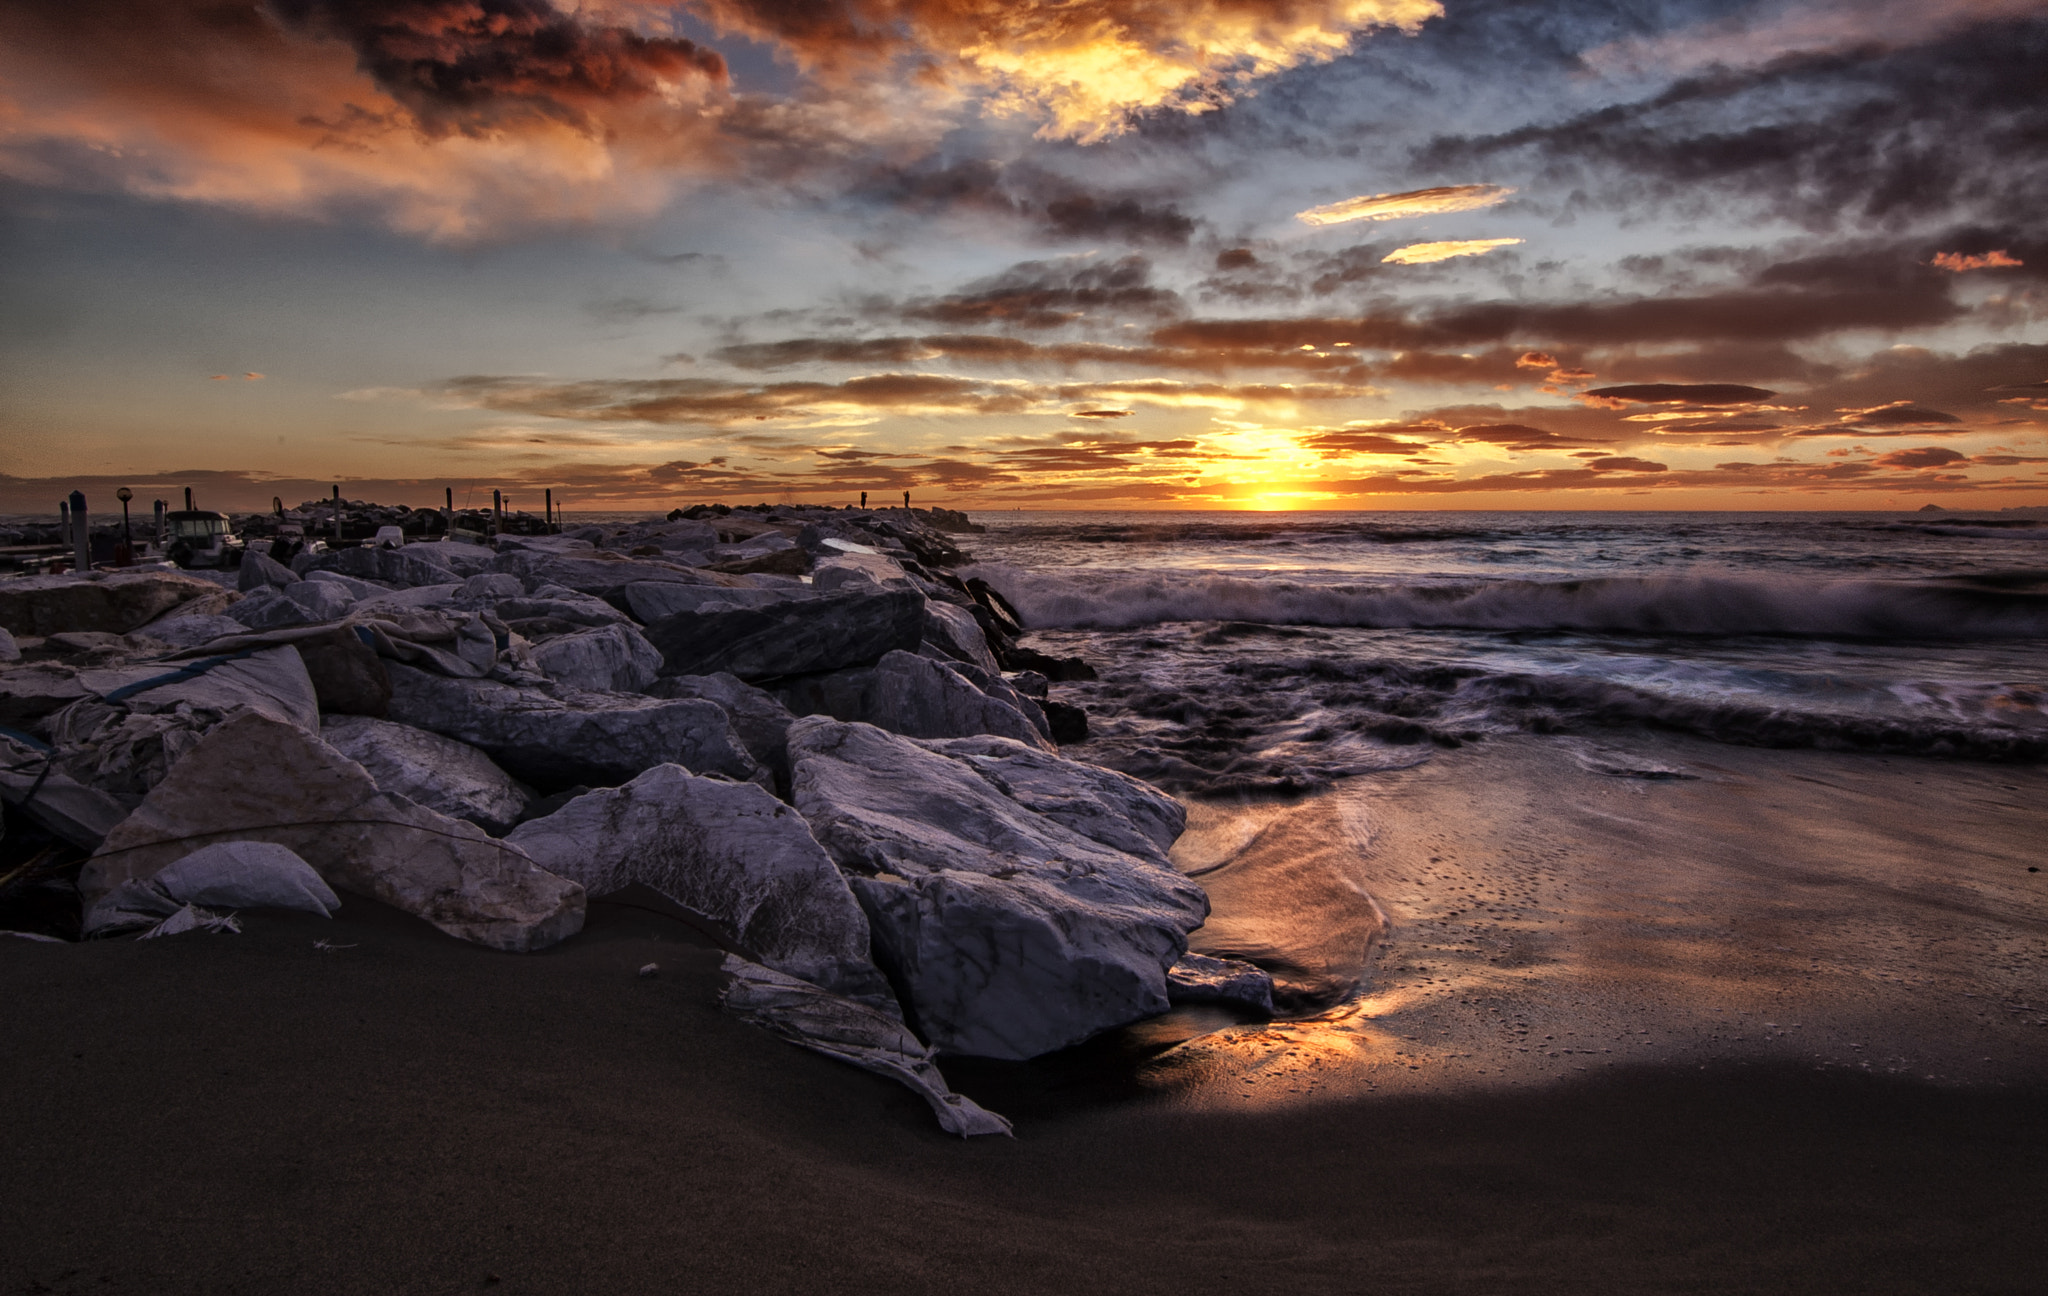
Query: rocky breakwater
[[0, 504, 1273, 1133]]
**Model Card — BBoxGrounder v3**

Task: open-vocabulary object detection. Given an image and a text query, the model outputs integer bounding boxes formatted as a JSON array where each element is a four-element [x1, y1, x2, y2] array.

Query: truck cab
[[165, 509, 242, 569]]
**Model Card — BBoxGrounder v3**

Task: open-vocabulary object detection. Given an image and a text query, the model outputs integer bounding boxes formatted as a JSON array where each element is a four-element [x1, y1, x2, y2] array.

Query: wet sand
[[4, 736, 2046, 1293]]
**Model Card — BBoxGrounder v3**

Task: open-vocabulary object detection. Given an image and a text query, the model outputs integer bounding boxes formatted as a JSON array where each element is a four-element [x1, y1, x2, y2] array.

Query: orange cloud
[[1931, 249, 2023, 272], [1381, 236, 1523, 265], [1295, 183, 1513, 226]]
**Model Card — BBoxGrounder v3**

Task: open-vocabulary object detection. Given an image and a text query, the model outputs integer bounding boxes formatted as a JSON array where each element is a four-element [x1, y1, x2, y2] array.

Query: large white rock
[[508, 764, 892, 1008], [917, 733, 1186, 866], [810, 552, 915, 593], [774, 650, 1052, 751], [643, 673, 797, 788], [320, 714, 532, 832], [623, 582, 805, 623], [529, 623, 663, 692], [921, 600, 1000, 675], [82, 712, 584, 952], [383, 662, 768, 790], [719, 955, 1011, 1138], [0, 571, 221, 637], [788, 719, 1209, 1060]]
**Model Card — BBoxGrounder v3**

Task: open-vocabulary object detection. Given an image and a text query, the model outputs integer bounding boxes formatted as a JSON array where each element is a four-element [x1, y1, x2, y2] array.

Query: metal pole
[[117, 486, 134, 567], [443, 486, 453, 537], [69, 490, 89, 572], [492, 489, 502, 539], [545, 488, 553, 531], [332, 484, 342, 546]]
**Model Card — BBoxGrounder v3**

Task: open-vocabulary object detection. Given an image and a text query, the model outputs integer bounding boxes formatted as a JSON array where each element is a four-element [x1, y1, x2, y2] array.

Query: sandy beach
[[7, 734, 2044, 1295]]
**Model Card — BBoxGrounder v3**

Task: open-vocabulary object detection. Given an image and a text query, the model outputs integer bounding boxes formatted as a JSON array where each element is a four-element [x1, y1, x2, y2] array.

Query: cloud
[[1295, 183, 1514, 227], [267, 0, 725, 136], [699, 0, 1444, 143], [1381, 237, 1523, 265], [902, 256, 1181, 329], [1040, 194, 1196, 246], [1452, 422, 1607, 452], [1932, 249, 2023, 271], [1872, 446, 1968, 469], [1839, 402, 1962, 426], [1584, 383, 1778, 405], [852, 160, 1197, 246]]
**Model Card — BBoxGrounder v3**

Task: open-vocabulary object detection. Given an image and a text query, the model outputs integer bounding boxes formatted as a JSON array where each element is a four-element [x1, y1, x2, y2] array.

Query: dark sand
[[5, 735, 2047, 1294]]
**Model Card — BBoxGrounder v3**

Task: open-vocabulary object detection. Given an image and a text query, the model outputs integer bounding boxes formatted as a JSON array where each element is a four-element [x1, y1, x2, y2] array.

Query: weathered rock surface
[[82, 712, 583, 952], [293, 544, 454, 589], [133, 614, 248, 650], [719, 955, 1011, 1138], [810, 552, 915, 594], [320, 714, 531, 832], [529, 623, 663, 693], [643, 672, 796, 788], [623, 582, 806, 624], [0, 627, 18, 663], [237, 550, 300, 591], [497, 550, 734, 604], [788, 719, 1208, 1059], [84, 840, 341, 935], [383, 662, 767, 790], [1166, 952, 1276, 1016], [0, 571, 220, 637], [0, 664, 89, 726], [775, 650, 1052, 750], [921, 600, 1000, 674], [509, 765, 891, 1007], [917, 733, 1186, 865], [643, 587, 925, 681], [292, 625, 392, 716]]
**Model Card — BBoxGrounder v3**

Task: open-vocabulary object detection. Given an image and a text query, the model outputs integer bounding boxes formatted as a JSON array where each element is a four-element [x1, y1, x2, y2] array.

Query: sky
[[2, 0, 2045, 513]]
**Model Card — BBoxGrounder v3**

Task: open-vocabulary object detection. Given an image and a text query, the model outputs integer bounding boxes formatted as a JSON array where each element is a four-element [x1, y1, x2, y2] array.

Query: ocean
[[959, 510, 2048, 795]]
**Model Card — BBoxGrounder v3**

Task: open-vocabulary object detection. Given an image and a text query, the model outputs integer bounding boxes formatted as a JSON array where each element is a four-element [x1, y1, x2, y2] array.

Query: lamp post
[[115, 486, 134, 566]]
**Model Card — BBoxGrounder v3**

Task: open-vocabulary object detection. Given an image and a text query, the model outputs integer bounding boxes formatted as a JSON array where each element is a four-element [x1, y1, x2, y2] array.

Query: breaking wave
[[975, 567, 2048, 642]]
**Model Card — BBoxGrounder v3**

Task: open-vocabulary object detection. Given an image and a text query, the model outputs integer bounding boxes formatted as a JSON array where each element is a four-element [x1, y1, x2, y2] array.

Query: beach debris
[[82, 712, 585, 952], [641, 587, 926, 681], [637, 962, 659, 977], [383, 663, 769, 791], [719, 954, 1012, 1138], [86, 840, 340, 935], [789, 718, 1207, 1060], [312, 938, 357, 951], [508, 764, 895, 1010], [1, 929, 66, 942], [0, 627, 18, 663], [1166, 952, 1277, 1017], [0, 729, 129, 849], [136, 903, 241, 939], [0, 571, 221, 638], [772, 650, 1054, 752], [319, 714, 533, 834]]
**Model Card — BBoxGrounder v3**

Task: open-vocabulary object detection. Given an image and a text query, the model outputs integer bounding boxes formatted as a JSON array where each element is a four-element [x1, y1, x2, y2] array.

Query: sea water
[[961, 511, 2048, 794]]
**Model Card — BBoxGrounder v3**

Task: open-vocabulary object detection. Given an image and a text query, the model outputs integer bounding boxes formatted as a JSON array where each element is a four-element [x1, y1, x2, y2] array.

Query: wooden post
[[332, 484, 342, 545], [492, 489, 502, 540], [69, 490, 89, 572]]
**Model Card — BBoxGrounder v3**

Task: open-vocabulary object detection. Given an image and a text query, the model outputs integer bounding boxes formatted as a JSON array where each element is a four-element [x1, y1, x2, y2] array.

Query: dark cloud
[[1416, 16, 2048, 233], [1040, 194, 1195, 246], [852, 159, 1195, 245], [1582, 456, 1668, 473], [1872, 446, 1968, 469], [1583, 383, 1777, 405], [1847, 403, 1962, 427], [1452, 422, 1609, 452], [902, 257, 1182, 329], [1296, 428, 1437, 458], [441, 372, 1036, 424], [269, 0, 726, 136]]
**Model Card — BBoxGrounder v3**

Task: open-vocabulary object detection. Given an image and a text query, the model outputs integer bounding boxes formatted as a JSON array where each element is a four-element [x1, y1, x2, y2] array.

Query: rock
[[623, 582, 806, 623], [709, 546, 811, 577], [929, 655, 1052, 742], [0, 627, 17, 663], [292, 625, 392, 716], [643, 587, 925, 682], [401, 541, 496, 577], [292, 544, 454, 589], [915, 733, 1186, 864], [320, 714, 532, 832], [719, 955, 1011, 1138], [788, 719, 1209, 1059], [383, 662, 768, 791], [303, 570, 387, 600], [83, 712, 584, 952], [508, 765, 891, 1007], [1007, 672, 1049, 699], [132, 614, 249, 650], [1166, 953, 1276, 1016], [924, 506, 985, 534], [999, 644, 1098, 682], [237, 550, 300, 591], [643, 673, 797, 789], [0, 664, 89, 726], [284, 580, 357, 621], [0, 571, 221, 637], [230, 582, 354, 631], [529, 623, 663, 693], [85, 840, 342, 935], [498, 551, 733, 604], [460, 572, 525, 601], [810, 552, 914, 594], [1041, 699, 1088, 745], [921, 600, 1000, 674], [774, 650, 1053, 751]]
